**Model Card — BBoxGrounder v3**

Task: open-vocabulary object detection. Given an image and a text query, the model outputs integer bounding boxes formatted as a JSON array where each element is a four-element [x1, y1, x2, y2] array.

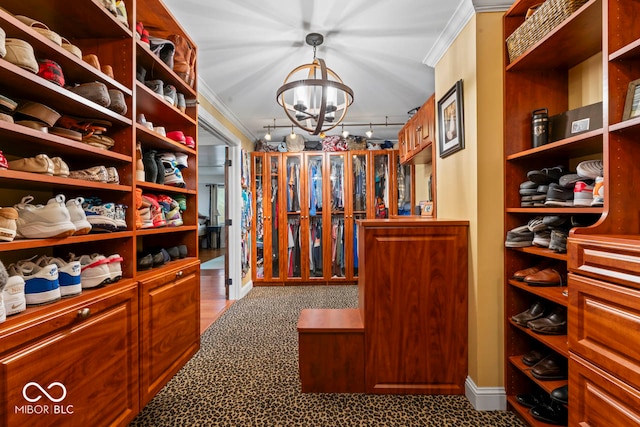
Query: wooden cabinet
[[398, 95, 435, 165], [138, 260, 200, 407], [504, 0, 640, 424], [0, 281, 139, 426], [297, 218, 469, 395], [0, 0, 200, 425], [251, 150, 401, 285]]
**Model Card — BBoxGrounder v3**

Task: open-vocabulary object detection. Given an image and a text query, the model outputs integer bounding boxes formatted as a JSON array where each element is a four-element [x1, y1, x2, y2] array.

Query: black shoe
[[544, 183, 574, 207], [178, 244, 188, 258], [152, 250, 165, 267], [549, 229, 568, 253], [530, 401, 568, 425], [550, 384, 568, 405], [154, 153, 165, 185], [137, 253, 153, 270], [516, 392, 548, 408], [136, 65, 147, 83], [521, 349, 546, 366], [143, 149, 158, 183], [527, 165, 565, 185], [167, 246, 180, 260], [511, 301, 545, 327]]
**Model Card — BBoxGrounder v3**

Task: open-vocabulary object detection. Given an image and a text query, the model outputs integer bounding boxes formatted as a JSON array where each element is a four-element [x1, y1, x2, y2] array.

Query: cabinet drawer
[[568, 236, 640, 288], [570, 354, 640, 427], [569, 273, 640, 391], [0, 282, 138, 427]]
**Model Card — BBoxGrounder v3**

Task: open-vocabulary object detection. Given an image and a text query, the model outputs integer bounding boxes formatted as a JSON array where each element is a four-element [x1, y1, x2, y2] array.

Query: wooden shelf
[[510, 319, 569, 358], [510, 279, 568, 306], [505, 129, 603, 161], [509, 355, 568, 394], [507, 395, 565, 427]]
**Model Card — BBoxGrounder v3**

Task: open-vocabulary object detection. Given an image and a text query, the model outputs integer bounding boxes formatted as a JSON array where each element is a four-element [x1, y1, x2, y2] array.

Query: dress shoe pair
[[512, 260, 551, 281], [521, 349, 546, 366], [511, 301, 546, 327], [531, 354, 567, 380], [527, 306, 567, 335], [530, 400, 568, 425], [514, 262, 564, 286]]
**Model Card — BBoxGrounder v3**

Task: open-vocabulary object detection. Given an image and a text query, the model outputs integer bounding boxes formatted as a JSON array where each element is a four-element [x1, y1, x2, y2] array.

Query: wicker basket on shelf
[[506, 0, 588, 63]]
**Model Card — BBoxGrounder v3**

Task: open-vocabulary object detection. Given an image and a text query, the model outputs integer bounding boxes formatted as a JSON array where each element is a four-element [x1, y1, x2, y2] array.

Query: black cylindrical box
[[531, 108, 548, 148]]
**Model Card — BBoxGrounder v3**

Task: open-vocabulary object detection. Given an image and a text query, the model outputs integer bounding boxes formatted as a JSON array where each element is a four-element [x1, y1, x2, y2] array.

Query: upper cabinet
[[399, 94, 435, 165]]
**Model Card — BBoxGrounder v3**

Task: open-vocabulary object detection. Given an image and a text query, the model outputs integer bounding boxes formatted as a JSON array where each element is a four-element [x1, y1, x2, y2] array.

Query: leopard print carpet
[[129, 286, 525, 427]]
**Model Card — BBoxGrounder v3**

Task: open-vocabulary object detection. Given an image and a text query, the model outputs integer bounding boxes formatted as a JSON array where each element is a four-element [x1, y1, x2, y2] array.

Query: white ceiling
[[161, 0, 511, 176]]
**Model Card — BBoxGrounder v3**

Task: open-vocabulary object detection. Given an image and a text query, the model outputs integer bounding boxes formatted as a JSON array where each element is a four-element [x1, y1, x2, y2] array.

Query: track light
[[265, 125, 271, 141], [365, 123, 373, 138], [290, 125, 296, 138], [341, 123, 349, 138]]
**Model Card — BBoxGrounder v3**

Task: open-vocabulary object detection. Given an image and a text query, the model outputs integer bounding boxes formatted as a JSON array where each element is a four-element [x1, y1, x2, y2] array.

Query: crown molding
[[422, 0, 512, 67], [197, 77, 257, 142]]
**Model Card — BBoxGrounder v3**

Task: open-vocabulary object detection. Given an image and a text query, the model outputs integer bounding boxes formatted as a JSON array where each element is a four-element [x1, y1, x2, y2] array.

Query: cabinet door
[[284, 153, 303, 280], [305, 153, 326, 281], [252, 153, 266, 280], [139, 261, 200, 407], [395, 153, 413, 215], [371, 151, 391, 219], [0, 283, 138, 427], [327, 153, 348, 279]]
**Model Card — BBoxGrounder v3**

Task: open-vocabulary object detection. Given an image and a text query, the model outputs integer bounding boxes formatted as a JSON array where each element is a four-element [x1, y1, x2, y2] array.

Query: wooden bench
[[297, 308, 365, 393]]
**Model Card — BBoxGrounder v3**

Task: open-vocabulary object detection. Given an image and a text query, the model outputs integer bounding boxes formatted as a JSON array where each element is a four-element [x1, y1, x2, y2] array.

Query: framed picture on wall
[[438, 79, 465, 158]]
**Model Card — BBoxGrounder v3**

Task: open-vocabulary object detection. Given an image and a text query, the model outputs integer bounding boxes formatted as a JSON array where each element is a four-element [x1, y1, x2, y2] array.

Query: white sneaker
[[174, 152, 188, 169], [9, 261, 61, 305], [576, 160, 604, 179], [106, 254, 124, 282], [3, 275, 26, 315], [159, 153, 186, 187], [591, 176, 604, 207], [14, 195, 76, 239], [69, 253, 111, 288], [36, 256, 82, 297], [66, 197, 92, 235]]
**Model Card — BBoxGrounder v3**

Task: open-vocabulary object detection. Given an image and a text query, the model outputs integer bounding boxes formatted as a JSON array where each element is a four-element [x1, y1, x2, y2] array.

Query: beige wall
[[432, 12, 505, 387], [197, 94, 254, 285]]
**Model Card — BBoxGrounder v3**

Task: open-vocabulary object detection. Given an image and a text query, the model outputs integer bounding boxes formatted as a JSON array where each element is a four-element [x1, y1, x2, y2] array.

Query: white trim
[[423, 0, 475, 67], [465, 376, 507, 411], [197, 96, 244, 301], [422, 0, 512, 67], [198, 78, 256, 142], [239, 279, 253, 299]]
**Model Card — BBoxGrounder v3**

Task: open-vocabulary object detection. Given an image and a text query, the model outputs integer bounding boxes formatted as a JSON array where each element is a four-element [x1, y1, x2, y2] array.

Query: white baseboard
[[238, 279, 253, 299], [465, 376, 506, 411]]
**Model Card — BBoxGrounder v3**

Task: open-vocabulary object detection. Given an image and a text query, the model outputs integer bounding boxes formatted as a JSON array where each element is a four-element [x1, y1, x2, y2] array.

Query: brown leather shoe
[[521, 349, 546, 366], [531, 354, 567, 380], [512, 301, 545, 327], [527, 307, 566, 335], [512, 260, 550, 281], [524, 267, 563, 287]]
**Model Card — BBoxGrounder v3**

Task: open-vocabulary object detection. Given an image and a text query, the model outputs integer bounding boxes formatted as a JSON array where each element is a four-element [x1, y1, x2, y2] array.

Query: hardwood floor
[[199, 246, 234, 334]]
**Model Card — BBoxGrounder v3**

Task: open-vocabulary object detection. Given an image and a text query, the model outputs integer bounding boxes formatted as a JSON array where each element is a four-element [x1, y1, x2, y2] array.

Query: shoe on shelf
[[524, 267, 563, 287], [527, 307, 567, 335], [114, 0, 129, 27], [137, 253, 153, 271], [66, 197, 92, 235], [68, 253, 111, 289], [166, 130, 186, 143], [591, 176, 604, 207], [178, 244, 188, 258], [530, 353, 568, 379], [159, 152, 186, 187], [143, 149, 158, 183], [14, 194, 76, 239], [82, 198, 118, 232], [165, 204, 183, 227], [8, 260, 61, 305], [516, 392, 548, 409], [512, 260, 551, 281], [174, 194, 187, 211], [176, 93, 186, 113], [0, 207, 19, 242], [527, 216, 547, 233], [8, 153, 55, 175], [532, 230, 551, 248], [163, 84, 177, 106], [167, 246, 181, 260], [558, 173, 583, 188], [527, 165, 565, 185], [0, 150, 8, 169], [154, 153, 165, 185], [3, 273, 26, 315], [530, 400, 568, 425], [185, 136, 195, 148], [549, 229, 568, 253], [542, 215, 569, 228], [511, 300, 545, 327], [550, 384, 568, 405], [51, 157, 69, 177], [143, 195, 166, 227], [505, 224, 533, 248], [144, 79, 164, 98], [576, 159, 603, 179], [573, 181, 594, 206], [521, 349, 547, 367], [544, 183, 574, 207], [106, 254, 124, 282], [68, 165, 109, 182], [114, 204, 127, 231], [175, 152, 188, 169], [35, 255, 81, 298], [106, 166, 120, 184], [136, 142, 145, 181]]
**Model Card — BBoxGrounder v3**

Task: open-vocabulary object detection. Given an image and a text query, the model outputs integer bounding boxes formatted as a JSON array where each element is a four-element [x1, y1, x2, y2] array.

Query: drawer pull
[[176, 270, 184, 278], [77, 308, 91, 319]]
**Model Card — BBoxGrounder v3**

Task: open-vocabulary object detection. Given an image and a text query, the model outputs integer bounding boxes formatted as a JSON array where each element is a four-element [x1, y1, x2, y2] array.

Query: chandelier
[[276, 33, 354, 135]]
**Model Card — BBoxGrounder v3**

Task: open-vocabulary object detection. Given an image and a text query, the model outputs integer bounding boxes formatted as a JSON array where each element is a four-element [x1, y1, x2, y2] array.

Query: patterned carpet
[[129, 286, 524, 427]]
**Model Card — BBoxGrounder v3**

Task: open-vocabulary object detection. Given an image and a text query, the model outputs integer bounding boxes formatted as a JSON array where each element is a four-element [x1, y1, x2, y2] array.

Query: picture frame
[[438, 79, 465, 158], [419, 201, 434, 217], [623, 78, 640, 121]]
